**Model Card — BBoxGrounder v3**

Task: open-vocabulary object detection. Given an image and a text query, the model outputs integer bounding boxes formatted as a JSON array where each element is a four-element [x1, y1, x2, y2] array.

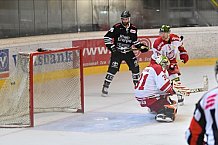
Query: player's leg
[[136, 96, 178, 122], [168, 63, 184, 105], [125, 52, 140, 86], [101, 52, 122, 97]]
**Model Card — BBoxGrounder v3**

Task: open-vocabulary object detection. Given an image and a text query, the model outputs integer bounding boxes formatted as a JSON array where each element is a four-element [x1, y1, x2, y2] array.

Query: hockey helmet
[[121, 11, 131, 18], [159, 25, 171, 33], [155, 55, 170, 69], [215, 60, 218, 82]]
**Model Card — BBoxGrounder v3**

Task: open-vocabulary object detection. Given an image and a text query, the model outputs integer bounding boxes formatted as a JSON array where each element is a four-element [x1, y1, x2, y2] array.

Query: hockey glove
[[178, 46, 189, 63], [37, 48, 46, 52], [169, 64, 177, 71], [135, 43, 149, 53], [140, 44, 149, 53], [168, 63, 181, 76], [180, 53, 189, 63], [108, 45, 117, 53]]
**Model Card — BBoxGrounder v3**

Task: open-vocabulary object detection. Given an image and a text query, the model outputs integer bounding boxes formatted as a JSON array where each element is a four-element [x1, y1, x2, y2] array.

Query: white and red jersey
[[151, 34, 183, 64], [134, 63, 174, 98], [186, 87, 218, 145]]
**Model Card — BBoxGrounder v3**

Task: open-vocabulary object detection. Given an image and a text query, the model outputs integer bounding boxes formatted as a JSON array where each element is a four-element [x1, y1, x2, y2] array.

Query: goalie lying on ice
[[134, 55, 189, 122]]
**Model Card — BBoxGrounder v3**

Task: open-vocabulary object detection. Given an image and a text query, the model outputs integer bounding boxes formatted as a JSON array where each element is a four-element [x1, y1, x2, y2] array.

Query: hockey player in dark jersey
[[186, 61, 218, 145], [102, 11, 149, 97]]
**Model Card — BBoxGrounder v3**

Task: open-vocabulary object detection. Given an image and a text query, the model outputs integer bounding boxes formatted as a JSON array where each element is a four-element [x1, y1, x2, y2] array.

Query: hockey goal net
[[0, 47, 84, 127]]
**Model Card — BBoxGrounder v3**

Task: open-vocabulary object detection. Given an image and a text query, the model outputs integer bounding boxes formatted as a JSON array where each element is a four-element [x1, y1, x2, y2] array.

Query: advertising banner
[[0, 49, 9, 78], [72, 36, 158, 67]]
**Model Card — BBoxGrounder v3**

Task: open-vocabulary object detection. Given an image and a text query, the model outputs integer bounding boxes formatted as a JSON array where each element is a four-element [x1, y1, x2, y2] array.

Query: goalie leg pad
[[139, 96, 171, 113]]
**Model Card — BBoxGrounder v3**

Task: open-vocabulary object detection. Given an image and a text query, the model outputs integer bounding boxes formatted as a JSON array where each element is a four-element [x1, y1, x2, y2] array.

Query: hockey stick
[[173, 75, 208, 97], [189, 75, 208, 93], [130, 45, 150, 52]]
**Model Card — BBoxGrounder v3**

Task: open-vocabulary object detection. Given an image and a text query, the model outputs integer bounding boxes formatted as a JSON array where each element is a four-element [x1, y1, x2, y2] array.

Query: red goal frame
[[28, 47, 84, 127]]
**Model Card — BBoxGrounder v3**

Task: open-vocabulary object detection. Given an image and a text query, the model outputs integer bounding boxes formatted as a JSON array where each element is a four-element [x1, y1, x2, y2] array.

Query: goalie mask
[[215, 60, 218, 83], [155, 55, 170, 70]]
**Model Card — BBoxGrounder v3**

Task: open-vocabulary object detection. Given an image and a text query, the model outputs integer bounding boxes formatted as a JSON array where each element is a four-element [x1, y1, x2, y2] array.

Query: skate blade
[[178, 102, 184, 106], [155, 117, 174, 122], [101, 93, 108, 97]]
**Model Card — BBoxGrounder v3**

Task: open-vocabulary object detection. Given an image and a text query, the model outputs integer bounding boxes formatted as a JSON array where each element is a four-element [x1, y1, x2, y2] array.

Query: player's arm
[[154, 66, 174, 95], [151, 38, 162, 62], [185, 99, 206, 145], [174, 34, 189, 63], [104, 26, 117, 52], [178, 45, 189, 63]]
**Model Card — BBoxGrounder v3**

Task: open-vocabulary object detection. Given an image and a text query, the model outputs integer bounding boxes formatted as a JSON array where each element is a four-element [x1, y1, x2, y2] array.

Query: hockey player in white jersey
[[135, 55, 180, 122], [151, 25, 189, 105], [185, 61, 218, 145]]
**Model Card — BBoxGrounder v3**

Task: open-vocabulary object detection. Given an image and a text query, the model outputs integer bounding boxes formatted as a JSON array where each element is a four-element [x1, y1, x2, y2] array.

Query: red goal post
[[0, 47, 84, 127]]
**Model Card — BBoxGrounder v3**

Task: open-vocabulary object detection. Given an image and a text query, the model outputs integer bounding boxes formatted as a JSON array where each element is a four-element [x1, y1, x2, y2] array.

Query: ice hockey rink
[[0, 65, 216, 145]]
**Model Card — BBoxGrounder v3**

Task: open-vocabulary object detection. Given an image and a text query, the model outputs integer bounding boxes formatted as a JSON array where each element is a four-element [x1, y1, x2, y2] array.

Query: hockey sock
[[132, 73, 140, 86], [103, 72, 115, 88]]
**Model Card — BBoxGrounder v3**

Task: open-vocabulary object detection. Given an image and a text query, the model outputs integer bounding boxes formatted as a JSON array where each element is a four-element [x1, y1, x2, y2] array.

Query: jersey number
[[135, 74, 148, 90]]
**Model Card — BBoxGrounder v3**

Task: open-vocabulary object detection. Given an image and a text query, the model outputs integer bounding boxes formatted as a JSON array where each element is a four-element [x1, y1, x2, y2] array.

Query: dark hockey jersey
[[104, 23, 140, 53]]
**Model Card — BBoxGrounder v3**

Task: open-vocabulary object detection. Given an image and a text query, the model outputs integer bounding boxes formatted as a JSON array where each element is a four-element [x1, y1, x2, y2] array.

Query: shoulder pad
[[114, 23, 121, 28], [130, 24, 136, 28], [170, 33, 180, 41], [150, 63, 163, 75], [153, 36, 163, 49]]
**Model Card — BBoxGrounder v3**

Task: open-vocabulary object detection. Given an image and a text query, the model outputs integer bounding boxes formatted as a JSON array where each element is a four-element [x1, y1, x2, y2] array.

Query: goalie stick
[[189, 75, 208, 93], [175, 75, 209, 96]]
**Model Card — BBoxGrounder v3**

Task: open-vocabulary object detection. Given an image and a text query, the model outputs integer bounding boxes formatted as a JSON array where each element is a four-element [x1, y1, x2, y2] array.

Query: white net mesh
[[0, 53, 30, 127], [0, 48, 83, 127]]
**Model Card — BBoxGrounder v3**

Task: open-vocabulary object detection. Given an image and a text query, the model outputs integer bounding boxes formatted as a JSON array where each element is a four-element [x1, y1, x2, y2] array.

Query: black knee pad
[[107, 67, 118, 75], [131, 65, 139, 74]]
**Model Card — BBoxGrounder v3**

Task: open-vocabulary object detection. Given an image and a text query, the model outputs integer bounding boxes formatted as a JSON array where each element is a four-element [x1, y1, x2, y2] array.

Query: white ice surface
[[0, 65, 216, 145]]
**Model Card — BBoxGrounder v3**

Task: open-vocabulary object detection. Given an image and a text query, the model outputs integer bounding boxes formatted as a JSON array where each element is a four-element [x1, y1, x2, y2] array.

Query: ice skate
[[155, 113, 175, 122], [101, 86, 109, 97], [177, 94, 184, 106], [155, 104, 177, 122]]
